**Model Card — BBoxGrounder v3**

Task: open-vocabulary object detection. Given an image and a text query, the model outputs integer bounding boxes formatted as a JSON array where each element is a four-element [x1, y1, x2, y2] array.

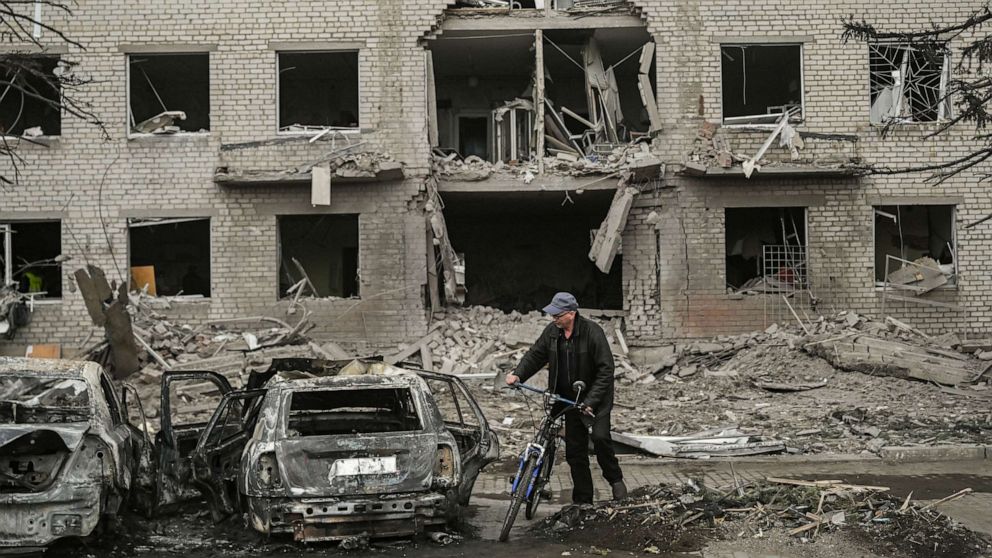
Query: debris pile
[[464, 309, 992, 458], [542, 479, 989, 557], [383, 305, 636, 377], [432, 142, 661, 182], [91, 294, 340, 428], [682, 114, 859, 177]]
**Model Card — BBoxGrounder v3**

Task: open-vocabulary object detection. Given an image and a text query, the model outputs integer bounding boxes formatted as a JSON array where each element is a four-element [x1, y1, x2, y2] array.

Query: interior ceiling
[[430, 28, 651, 78]]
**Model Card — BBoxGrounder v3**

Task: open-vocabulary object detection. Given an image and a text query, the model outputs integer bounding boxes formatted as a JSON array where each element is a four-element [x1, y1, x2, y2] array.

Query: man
[[505, 292, 627, 504]]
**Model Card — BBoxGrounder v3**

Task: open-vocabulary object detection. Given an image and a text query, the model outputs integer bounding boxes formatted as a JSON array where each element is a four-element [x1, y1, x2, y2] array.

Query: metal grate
[[761, 244, 814, 329], [869, 43, 950, 123]]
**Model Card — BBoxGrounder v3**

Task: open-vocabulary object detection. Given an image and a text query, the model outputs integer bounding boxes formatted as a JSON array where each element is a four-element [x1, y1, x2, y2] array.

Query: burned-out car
[[155, 358, 498, 542], [0, 357, 147, 551]]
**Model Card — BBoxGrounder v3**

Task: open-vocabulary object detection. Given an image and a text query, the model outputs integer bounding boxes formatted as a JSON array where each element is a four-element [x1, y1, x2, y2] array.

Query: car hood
[[0, 423, 90, 452]]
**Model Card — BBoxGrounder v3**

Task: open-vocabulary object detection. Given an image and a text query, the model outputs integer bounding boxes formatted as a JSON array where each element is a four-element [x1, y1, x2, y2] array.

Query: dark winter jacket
[[512, 313, 615, 416]]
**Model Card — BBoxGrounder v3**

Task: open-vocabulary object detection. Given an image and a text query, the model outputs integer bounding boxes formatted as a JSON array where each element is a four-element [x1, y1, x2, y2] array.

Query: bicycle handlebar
[[510, 382, 580, 407]]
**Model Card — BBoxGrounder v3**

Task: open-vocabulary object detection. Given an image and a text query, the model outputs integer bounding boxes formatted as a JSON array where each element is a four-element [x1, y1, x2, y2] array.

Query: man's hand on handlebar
[[505, 373, 521, 386], [578, 404, 595, 417]]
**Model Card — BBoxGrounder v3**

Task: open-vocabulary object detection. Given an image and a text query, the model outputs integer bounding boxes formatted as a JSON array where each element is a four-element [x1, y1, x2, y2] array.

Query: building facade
[[0, 1, 988, 353]]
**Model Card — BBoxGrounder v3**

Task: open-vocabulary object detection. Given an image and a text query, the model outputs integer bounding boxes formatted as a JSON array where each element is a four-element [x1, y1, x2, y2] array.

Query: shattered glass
[[0, 375, 90, 423]]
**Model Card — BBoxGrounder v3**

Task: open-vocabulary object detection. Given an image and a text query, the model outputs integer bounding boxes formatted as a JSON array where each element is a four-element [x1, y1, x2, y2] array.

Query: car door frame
[[417, 370, 499, 504], [155, 370, 232, 512], [190, 388, 266, 521]]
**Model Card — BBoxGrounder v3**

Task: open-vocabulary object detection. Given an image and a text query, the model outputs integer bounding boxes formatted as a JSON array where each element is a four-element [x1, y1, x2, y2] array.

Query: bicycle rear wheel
[[525, 439, 556, 520], [499, 454, 539, 542]]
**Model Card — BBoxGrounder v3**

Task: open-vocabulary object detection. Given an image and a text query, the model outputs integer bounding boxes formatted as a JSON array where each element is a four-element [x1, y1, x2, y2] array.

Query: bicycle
[[498, 379, 586, 542]]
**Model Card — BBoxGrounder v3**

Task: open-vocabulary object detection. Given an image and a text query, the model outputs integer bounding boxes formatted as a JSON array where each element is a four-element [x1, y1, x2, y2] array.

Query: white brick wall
[[1, 0, 989, 351]]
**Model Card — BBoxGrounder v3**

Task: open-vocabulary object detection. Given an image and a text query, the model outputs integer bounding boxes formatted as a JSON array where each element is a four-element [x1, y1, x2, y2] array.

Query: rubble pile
[[108, 294, 334, 428], [541, 479, 989, 557], [390, 305, 637, 377], [463, 309, 992, 458], [431, 142, 661, 183]]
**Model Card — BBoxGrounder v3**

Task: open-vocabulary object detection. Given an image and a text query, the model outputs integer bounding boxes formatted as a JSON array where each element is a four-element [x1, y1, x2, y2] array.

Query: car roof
[[268, 370, 424, 391], [0, 356, 98, 378]]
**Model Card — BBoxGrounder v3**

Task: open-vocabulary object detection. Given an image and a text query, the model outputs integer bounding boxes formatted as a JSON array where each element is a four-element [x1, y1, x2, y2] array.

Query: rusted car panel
[[0, 357, 145, 551], [161, 358, 499, 542]]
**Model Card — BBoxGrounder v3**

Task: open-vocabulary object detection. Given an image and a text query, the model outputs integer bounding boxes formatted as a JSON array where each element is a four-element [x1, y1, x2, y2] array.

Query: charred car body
[[156, 358, 498, 542], [0, 357, 146, 551]]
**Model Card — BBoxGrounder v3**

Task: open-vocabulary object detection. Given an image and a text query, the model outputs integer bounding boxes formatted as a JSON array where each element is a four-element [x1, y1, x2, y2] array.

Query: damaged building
[[1, 0, 991, 357]]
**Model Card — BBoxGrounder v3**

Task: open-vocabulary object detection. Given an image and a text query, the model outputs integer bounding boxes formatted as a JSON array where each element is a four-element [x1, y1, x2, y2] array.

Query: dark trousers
[[563, 410, 623, 504]]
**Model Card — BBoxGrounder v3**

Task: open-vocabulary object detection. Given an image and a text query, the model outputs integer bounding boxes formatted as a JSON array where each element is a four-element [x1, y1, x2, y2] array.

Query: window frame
[[867, 41, 952, 125], [723, 206, 809, 292], [274, 213, 362, 301], [125, 216, 212, 299], [719, 42, 806, 126], [0, 54, 63, 140], [275, 49, 362, 136], [872, 204, 958, 288], [125, 51, 212, 138], [0, 219, 63, 302]]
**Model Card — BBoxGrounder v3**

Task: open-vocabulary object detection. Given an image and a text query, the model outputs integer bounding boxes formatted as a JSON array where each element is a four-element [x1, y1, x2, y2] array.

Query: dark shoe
[[611, 480, 628, 500]]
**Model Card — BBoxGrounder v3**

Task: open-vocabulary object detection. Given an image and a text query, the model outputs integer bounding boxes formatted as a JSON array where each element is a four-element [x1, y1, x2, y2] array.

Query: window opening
[[0, 220, 62, 299], [721, 44, 803, 124], [874, 205, 955, 288], [869, 43, 950, 124], [286, 388, 421, 436], [0, 56, 61, 137], [725, 207, 807, 293], [278, 51, 359, 132], [128, 217, 210, 297], [128, 53, 210, 134], [277, 215, 359, 299]]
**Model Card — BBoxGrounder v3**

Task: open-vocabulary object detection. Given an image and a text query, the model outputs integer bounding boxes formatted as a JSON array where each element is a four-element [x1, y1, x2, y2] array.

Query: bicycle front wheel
[[525, 439, 555, 520], [498, 454, 539, 542]]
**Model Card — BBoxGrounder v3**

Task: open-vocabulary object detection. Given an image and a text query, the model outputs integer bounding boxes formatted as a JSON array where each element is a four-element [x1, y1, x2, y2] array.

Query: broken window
[[0, 56, 61, 137], [287, 388, 421, 436], [128, 218, 211, 297], [441, 191, 622, 311], [278, 215, 359, 299], [874, 205, 955, 285], [1, 221, 62, 299], [128, 53, 210, 134], [721, 44, 803, 124], [0, 375, 90, 424], [430, 28, 655, 165], [869, 43, 950, 124], [278, 51, 359, 132], [725, 207, 806, 293]]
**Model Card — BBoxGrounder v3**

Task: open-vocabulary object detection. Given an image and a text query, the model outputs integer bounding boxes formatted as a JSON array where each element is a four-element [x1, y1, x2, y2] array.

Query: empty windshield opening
[[287, 388, 421, 436]]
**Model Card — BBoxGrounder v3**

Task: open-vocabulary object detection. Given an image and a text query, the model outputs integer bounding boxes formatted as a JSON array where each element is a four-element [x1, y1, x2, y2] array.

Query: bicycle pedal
[[539, 488, 552, 499]]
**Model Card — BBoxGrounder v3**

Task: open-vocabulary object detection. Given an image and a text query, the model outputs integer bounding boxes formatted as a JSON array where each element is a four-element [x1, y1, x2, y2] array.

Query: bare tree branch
[[0, 1, 109, 187]]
